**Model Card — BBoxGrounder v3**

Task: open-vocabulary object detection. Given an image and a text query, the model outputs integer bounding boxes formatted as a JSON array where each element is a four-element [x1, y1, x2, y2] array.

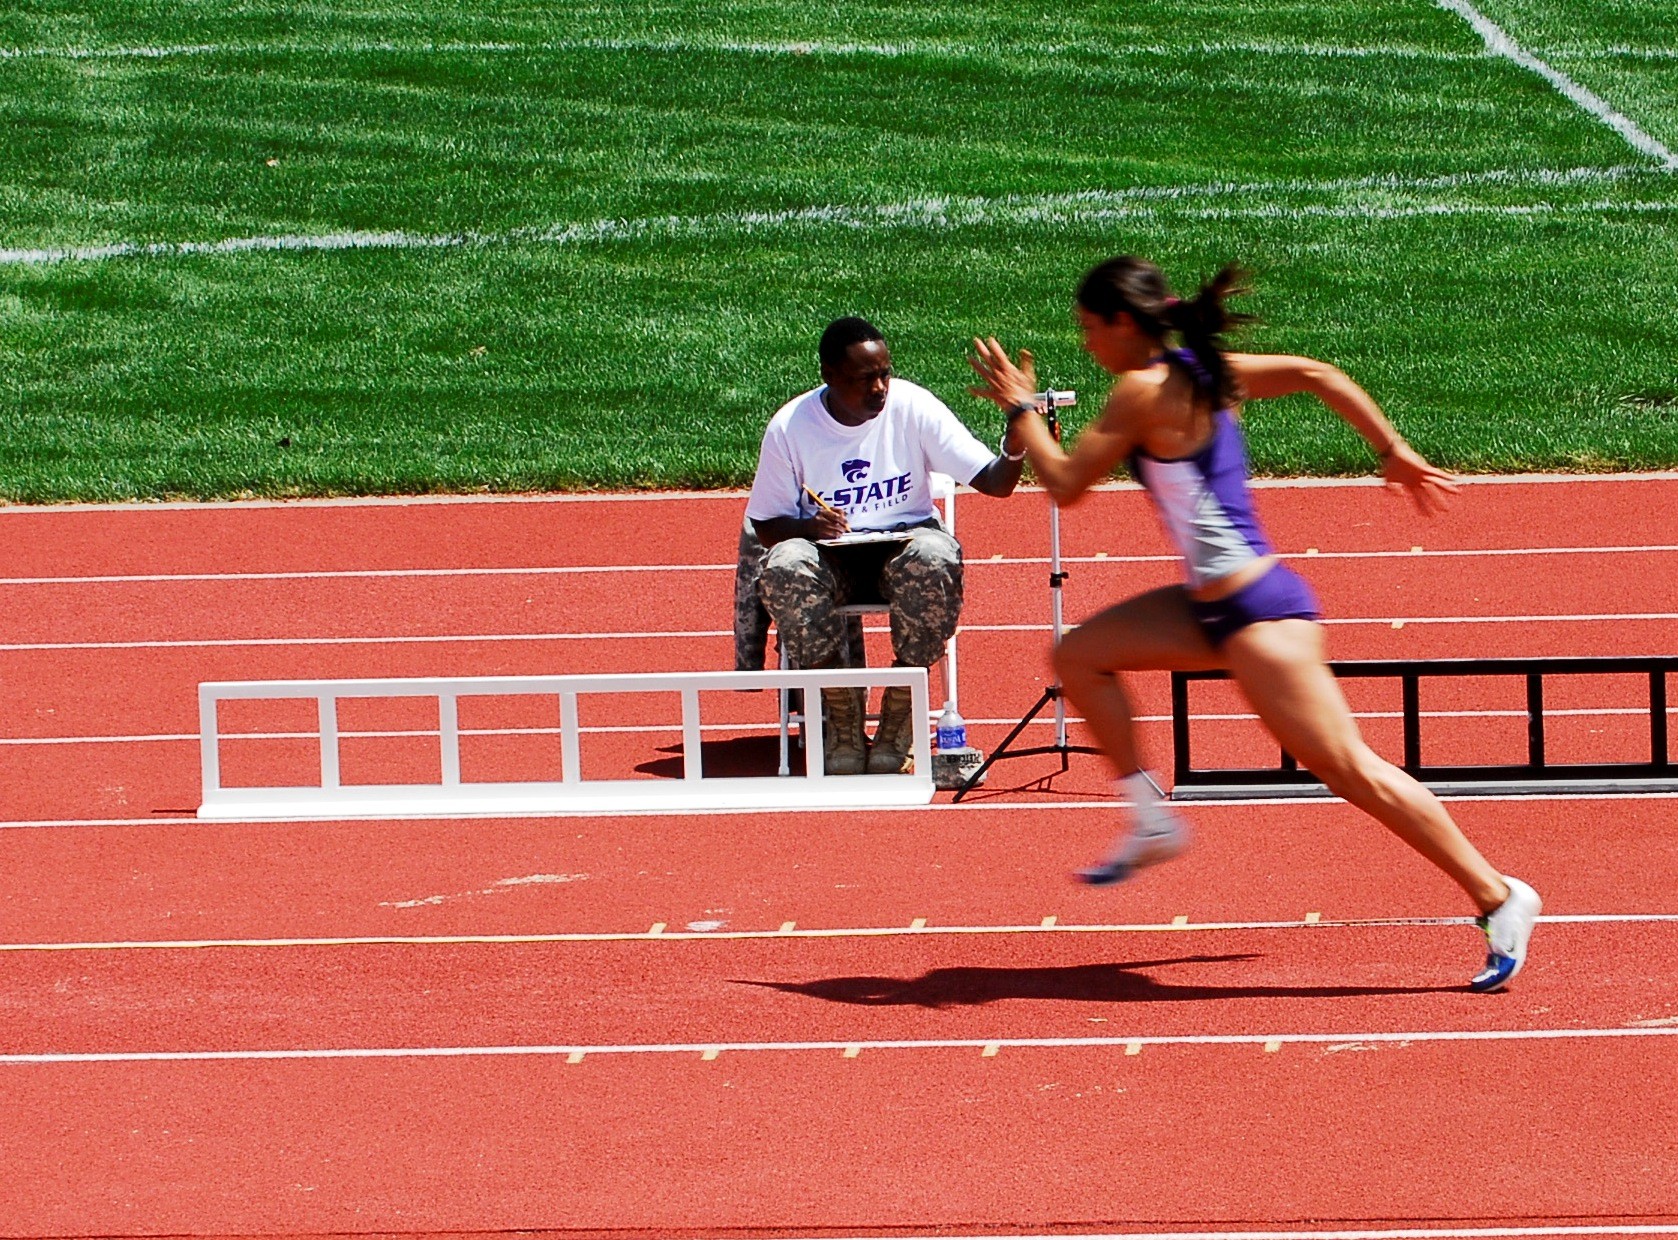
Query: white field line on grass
[[6, 1025, 1678, 1066], [2, 167, 1665, 267], [3, 542, 1677, 586], [1598, 46, 1678, 60], [1, 911, 1671, 955], [6, 33, 1676, 66], [6, 612, 1678, 651], [1431, 0, 1678, 168], [8, 706, 1676, 748], [0, 36, 1490, 64]]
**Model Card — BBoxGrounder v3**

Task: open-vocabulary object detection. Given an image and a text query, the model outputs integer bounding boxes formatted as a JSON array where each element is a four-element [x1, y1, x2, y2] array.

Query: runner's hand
[[1383, 443, 1459, 516], [968, 337, 1038, 413]]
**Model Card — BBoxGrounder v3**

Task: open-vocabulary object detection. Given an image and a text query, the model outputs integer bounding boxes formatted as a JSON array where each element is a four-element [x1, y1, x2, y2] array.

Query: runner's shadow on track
[[736, 955, 1446, 1007]]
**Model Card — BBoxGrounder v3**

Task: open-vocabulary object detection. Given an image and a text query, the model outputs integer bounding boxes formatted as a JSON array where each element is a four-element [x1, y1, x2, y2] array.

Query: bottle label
[[937, 724, 966, 751]]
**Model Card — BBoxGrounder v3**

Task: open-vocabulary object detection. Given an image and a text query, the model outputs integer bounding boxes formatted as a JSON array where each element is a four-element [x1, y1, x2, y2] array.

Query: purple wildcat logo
[[841, 458, 870, 483]]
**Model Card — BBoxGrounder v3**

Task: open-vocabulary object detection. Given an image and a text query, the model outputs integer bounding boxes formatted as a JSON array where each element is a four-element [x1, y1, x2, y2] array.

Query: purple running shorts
[[1188, 562, 1321, 647]]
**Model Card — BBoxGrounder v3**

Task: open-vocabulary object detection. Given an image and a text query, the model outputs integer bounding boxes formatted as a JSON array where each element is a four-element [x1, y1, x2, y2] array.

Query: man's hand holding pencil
[[802, 483, 850, 540]]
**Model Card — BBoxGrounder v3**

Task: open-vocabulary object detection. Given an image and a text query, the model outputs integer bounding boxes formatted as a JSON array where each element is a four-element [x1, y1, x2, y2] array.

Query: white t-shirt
[[745, 380, 994, 531]]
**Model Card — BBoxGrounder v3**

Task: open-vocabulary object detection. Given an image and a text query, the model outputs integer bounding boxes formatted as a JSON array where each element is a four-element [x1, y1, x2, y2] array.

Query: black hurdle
[[1170, 656, 1678, 799]]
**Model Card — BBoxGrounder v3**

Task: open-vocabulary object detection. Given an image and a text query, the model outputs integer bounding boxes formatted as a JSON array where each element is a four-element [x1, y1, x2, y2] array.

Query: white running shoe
[[1076, 815, 1190, 886], [1469, 876, 1542, 992]]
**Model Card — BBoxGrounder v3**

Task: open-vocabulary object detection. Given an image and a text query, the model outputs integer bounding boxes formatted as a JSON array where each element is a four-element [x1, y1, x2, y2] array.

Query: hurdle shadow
[[635, 736, 802, 780], [735, 954, 1448, 1007]]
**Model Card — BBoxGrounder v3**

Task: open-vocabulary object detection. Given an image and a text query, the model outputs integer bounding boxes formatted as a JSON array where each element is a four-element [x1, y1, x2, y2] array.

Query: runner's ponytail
[[1160, 264, 1256, 410]]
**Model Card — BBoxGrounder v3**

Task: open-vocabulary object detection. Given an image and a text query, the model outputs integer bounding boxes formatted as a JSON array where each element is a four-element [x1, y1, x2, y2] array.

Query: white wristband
[[1000, 430, 1026, 462]]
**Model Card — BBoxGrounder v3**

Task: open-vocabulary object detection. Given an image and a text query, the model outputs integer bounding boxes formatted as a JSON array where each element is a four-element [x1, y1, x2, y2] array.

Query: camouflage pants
[[757, 523, 963, 669]]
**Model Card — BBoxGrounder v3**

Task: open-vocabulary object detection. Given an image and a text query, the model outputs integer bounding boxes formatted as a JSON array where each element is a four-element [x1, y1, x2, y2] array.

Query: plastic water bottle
[[936, 701, 967, 752]]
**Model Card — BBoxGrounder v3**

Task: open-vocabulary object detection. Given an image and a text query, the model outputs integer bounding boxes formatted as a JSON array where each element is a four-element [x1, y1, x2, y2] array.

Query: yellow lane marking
[[21, 1027, 1678, 1067], [3, 914, 1528, 954]]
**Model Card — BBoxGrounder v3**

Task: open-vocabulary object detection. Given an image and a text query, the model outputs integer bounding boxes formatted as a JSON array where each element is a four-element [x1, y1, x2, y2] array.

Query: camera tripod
[[953, 391, 1104, 800]]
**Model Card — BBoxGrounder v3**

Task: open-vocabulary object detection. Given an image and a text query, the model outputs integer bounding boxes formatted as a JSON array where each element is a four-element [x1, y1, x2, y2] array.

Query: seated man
[[747, 316, 1025, 774]]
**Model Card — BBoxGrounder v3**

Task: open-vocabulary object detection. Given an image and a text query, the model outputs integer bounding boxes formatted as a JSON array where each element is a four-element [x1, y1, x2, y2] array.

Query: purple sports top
[[1128, 393, 1275, 592]]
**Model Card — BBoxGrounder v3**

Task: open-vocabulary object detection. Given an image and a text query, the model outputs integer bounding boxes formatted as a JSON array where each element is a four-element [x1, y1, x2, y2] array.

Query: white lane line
[[6, 1025, 1677, 1065], [562, 1229, 1678, 1240], [0, 471, 1670, 516], [8, 789, 1678, 831], [793, 1233, 1678, 1240], [0, 489, 761, 514], [0, 629, 730, 650], [1432, 0, 1678, 168], [1318, 613, 1678, 626], [1247, 471, 1678, 487], [5, 542, 1678, 586], [2, 166, 1656, 267], [10, 705, 1675, 748], [0, 562, 734, 585], [4, 611, 1677, 650], [1, 911, 1669, 955]]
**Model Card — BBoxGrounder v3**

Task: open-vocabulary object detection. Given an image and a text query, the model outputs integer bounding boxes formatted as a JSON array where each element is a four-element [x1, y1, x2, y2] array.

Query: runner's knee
[[1304, 742, 1391, 804], [1053, 626, 1107, 684]]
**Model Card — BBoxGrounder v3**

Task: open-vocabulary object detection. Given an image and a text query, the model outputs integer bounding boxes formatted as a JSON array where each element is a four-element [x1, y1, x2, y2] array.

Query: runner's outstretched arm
[[1230, 352, 1460, 516]]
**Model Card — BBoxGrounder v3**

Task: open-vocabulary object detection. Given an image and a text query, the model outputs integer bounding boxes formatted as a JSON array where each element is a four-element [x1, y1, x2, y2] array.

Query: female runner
[[969, 255, 1540, 992]]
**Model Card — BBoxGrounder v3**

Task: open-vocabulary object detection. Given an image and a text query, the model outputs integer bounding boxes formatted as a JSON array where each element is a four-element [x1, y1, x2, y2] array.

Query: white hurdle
[[197, 667, 932, 821]]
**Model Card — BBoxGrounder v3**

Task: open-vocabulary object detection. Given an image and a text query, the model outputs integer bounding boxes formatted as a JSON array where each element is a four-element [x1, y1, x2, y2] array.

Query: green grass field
[[2, 1, 1675, 501]]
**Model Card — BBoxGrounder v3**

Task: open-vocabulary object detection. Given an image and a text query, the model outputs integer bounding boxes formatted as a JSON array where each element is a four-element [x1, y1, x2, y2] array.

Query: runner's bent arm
[[967, 336, 1135, 507], [1008, 391, 1135, 507], [1229, 352, 1460, 516]]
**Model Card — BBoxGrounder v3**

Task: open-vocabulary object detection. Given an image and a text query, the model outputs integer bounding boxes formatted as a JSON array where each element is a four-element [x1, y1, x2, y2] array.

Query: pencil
[[802, 484, 840, 517]]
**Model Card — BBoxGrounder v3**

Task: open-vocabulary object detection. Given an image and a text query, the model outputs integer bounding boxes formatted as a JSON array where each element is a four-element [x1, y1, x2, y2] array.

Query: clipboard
[[816, 530, 916, 548]]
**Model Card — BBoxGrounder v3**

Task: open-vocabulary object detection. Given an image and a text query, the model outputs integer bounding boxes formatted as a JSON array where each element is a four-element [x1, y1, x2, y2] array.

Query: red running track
[[6, 920, 1676, 1053], [2, 478, 1677, 1237], [7, 1036, 1677, 1237]]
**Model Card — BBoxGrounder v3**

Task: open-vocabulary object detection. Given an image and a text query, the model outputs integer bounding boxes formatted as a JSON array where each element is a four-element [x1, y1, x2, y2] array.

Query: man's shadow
[[635, 737, 797, 780], [736, 954, 1447, 1008]]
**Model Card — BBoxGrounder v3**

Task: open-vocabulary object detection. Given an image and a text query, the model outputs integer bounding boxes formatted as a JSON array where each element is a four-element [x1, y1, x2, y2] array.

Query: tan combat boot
[[820, 686, 868, 775], [866, 685, 917, 774]]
